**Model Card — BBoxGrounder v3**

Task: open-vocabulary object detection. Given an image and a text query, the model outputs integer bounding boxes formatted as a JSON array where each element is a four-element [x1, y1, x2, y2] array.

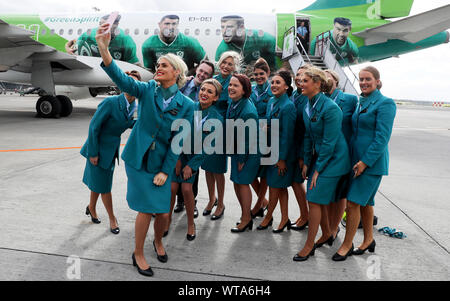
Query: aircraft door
[[296, 17, 310, 55]]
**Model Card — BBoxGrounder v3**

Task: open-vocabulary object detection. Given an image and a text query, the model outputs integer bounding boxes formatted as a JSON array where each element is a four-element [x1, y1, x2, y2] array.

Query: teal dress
[[173, 103, 221, 183], [227, 98, 260, 185], [200, 103, 227, 174], [250, 81, 273, 178], [81, 94, 136, 193], [291, 90, 308, 184], [303, 93, 351, 205], [102, 60, 194, 214], [328, 89, 358, 200], [265, 93, 297, 188], [347, 89, 396, 206], [207, 73, 230, 173]]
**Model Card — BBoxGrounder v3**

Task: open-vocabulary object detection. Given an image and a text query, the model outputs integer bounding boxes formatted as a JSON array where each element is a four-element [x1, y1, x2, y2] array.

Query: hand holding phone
[[104, 11, 119, 35]]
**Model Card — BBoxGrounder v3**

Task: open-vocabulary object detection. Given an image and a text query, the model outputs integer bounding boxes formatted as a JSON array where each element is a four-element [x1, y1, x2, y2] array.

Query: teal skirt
[[201, 154, 228, 174], [171, 154, 199, 184], [230, 155, 260, 185], [82, 159, 114, 194], [306, 175, 341, 205], [347, 173, 382, 207], [266, 162, 294, 188], [125, 163, 172, 214], [292, 160, 305, 184]]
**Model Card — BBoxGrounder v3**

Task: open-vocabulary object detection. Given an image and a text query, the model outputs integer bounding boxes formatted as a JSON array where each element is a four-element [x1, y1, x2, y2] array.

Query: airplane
[[0, 0, 449, 118]]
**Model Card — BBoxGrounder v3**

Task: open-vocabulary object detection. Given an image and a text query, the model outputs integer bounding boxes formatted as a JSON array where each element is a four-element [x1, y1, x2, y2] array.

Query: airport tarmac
[[0, 95, 449, 282]]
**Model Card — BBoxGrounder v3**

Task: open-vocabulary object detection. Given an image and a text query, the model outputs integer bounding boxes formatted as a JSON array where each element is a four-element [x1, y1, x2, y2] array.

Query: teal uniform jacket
[[303, 93, 350, 177], [250, 82, 273, 118], [213, 74, 231, 118], [351, 89, 396, 176], [80, 94, 135, 169], [265, 93, 297, 188], [226, 98, 260, 184], [200, 103, 226, 173], [101, 60, 195, 176], [328, 89, 358, 146]]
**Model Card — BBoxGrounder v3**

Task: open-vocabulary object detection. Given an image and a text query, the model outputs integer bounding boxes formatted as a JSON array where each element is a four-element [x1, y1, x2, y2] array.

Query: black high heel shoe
[[211, 207, 225, 220], [132, 253, 154, 277], [272, 219, 291, 233], [315, 236, 334, 248], [231, 219, 253, 233], [110, 217, 120, 235], [256, 218, 273, 230], [293, 245, 316, 262], [186, 224, 196, 241], [85, 206, 100, 224], [251, 207, 265, 219], [291, 221, 308, 231], [332, 244, 354, 262], [352, 240, 376, 255], [153, 240, 168, 263]]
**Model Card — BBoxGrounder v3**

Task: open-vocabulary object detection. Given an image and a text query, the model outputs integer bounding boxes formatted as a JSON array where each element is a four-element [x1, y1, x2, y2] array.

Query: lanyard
[[305, 94, 321, 118]]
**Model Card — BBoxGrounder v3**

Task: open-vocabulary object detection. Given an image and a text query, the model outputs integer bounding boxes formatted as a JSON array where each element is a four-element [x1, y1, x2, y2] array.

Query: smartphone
[[104, 11, 119, 34]]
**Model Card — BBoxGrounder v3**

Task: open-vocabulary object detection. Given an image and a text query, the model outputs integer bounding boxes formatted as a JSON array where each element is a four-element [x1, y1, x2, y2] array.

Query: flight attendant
[[249, 58, 272, 218], [290, 65, 310, 231], [227, 74, 260, 232], [96, 23, 194, 277], [169, 79, 223, 240], [293, 67, 350, 262], [333, 66, 396, 261], [257, 70, 296, 233], [202, 51, 241, 220], [324, 69, 358, 241], [81, 70, 141, 235]]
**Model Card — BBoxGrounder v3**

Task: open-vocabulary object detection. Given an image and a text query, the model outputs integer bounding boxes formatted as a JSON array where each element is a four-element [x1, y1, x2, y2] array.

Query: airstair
[[283, 29, 360, 96]]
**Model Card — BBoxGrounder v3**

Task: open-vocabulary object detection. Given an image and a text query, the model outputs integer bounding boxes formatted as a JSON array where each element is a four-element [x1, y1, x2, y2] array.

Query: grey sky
[[1, 0, 449, 101]]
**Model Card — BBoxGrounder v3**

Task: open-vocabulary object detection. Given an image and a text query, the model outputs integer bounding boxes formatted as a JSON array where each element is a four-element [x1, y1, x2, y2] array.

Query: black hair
[[334, 17, 352, 27], [275, 70, 293, 97], [160, 15, 180, 22], [221, 15, 245, 26]]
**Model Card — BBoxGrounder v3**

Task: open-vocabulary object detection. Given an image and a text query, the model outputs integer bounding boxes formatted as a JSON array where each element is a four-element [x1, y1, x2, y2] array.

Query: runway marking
[[0, 144, 126, 153]]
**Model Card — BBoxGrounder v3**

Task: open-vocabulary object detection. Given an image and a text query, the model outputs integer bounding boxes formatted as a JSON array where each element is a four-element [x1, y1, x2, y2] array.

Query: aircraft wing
[[0, 19, 152, 86], [353, 4, 450, 46], [0, 19, 92, 72]]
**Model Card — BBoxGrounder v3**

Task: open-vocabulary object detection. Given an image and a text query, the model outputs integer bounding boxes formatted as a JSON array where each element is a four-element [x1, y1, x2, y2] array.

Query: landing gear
[[36, 95, 73, 118], [56, 95, 73, 117]]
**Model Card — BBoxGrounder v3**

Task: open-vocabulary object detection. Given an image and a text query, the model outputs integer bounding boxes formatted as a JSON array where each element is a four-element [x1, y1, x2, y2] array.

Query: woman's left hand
[[277, 160, 287, 176], [183, 166, 193, 180], [353, 161, 368, 178], [153, 172, 168, 186], [309, 170, 319, 190]]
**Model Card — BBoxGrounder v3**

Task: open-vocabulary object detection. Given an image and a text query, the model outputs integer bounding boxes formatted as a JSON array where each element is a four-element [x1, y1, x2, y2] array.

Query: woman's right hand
[[95, 23, 113, 66], [302, 164, 308, 180], [90, 156, 99, 166], [95, 23, 111, 50]]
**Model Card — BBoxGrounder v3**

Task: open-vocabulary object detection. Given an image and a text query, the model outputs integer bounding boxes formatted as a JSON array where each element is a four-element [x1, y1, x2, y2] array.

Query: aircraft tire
[[36, 95, 61, 118], [56, 95, 73, 117]]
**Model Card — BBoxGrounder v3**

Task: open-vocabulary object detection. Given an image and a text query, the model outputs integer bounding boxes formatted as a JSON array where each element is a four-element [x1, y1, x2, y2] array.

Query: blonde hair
[[157, 53, 188, 89], [325, 69, 340, 86], [217, 51, 242, 74], [201, 78, 223, 97], [303, 66, 333, 94]]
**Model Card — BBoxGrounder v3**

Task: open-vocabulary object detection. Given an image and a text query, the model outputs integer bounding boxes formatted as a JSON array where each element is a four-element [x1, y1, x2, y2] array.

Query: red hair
[[232, 74, 252, 99]]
